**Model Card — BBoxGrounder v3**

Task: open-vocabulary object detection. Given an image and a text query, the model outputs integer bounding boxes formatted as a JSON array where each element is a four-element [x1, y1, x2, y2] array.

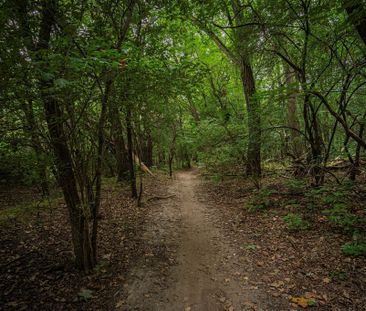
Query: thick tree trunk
[[126, 107, 137, 198], [231, 0, 261, 177], [239, 60, 261, 177], [43, 94, 95, 270], [343, 0, 366, 47]]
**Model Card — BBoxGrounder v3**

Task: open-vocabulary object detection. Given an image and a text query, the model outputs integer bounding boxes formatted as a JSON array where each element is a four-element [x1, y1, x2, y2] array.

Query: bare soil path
[[121, 169, 285, 311]]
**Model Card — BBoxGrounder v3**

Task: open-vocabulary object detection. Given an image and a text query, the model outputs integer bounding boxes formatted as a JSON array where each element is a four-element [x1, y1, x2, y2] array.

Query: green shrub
[[283, 213, 309, 231], [323, 203, 358, 231], [329, 271, 349, 281], [244, 187, 274, 213], [341, 242, 366, 257], [285, 178, 306, 193]]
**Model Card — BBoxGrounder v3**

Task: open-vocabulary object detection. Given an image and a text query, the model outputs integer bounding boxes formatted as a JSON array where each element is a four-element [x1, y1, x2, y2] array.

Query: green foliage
[[341, 242, 366, 257], [78, 288, 93, 301], [308, 299, 317, 307], [283, 213, 309, 231], [210, 174, 222, 183], [0, 143, 40, 185], [323, 203, 359, 231], [244, 187, 274, 213], [246, 243, 257, 250], [329, 271, 349, 282], [285, 178, 306, 194], [0, 192, 61, 225]]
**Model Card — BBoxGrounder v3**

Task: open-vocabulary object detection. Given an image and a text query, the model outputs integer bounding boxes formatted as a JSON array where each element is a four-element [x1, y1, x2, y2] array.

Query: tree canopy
[[1, 0, 366, 271]]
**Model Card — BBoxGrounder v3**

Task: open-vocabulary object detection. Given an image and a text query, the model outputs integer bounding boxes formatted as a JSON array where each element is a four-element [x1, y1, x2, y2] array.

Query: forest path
[[121, 169, 275, 311]]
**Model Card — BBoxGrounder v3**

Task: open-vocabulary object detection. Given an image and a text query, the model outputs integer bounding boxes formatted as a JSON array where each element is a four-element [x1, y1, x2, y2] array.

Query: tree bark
[[126, 106, 137, 198], [285, 66, 303, 159], [343, 0, 366, 47], [239, 60, 261, 177], [22, 101, 50, 196], [35, 0, 95, 271], [110, 102, 129, 181]]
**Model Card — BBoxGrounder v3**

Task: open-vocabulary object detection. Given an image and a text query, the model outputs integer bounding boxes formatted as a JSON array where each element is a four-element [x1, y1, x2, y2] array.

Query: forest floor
[[1, 168, 365, 310]]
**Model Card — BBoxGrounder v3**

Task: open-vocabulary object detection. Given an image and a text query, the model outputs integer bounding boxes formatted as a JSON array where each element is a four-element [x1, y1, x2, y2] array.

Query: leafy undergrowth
[[0, 173, 170, 311], [200, 173, 366, 310]]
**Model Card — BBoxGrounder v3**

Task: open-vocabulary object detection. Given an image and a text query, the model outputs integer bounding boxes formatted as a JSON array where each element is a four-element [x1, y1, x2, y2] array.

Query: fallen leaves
[[290, 292, 323, 308]]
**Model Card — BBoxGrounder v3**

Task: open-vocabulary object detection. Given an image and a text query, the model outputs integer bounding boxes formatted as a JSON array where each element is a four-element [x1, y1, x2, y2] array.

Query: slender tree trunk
[[303, 94, 323, 186], [22, 101, 50, 196], [168, 153, 174, 177], [126, 106, 137, 198], [110, 102, 129, 181], [145, 131, 153, 167], [91, 78, 111, 262], [350, 120, 365, 181], [285, 66, 302, 159]]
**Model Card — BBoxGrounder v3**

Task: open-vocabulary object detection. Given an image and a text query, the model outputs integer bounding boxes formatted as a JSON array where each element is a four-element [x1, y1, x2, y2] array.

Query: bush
[[244, 187, 274, 213], [0, 143, 40, 185], [283, 213, 309, 231], [323, 203, 358, 231], [341, 242, 366, 257]]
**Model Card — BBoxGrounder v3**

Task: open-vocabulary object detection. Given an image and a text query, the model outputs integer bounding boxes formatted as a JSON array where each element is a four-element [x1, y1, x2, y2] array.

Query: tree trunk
[[343, 0, 366, 47], [145, 131, 153, 167], [36, 0, 95, 271], [303, 94, 324, 186], [22, 101, 50, 196], [285, 66, 303, 159], [168, 154, 174, 177], [350, 120, 365, 181], [126, 106, 137, 198], [231, 0, 261, 177], [239, 60, 261, 177], [110, 102, 129, 181], [91, 78, 111, 262]]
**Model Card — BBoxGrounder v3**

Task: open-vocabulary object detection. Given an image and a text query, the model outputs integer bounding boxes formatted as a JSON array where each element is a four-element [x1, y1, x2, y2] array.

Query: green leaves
[[341, 242, 366, 257], [78, 288, 93, 301], [283, 213, 309, 232]]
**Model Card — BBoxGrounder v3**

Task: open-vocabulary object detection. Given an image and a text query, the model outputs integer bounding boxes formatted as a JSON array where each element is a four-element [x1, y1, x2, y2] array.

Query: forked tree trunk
[[36, 0, 95, 271]]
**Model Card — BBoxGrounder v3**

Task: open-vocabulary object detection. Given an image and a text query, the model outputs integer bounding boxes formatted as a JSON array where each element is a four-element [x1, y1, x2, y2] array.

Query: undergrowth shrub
[[285, 178, 306, 194], [244, 187, 275, 213], [283, 213, 309, 231], [323, 203, 359, 231], [341, 241, 366, 257]]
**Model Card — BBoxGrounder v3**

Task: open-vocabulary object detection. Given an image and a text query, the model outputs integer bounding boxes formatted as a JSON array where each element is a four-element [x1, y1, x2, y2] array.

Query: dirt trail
[[121, 169, 280, 311]]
